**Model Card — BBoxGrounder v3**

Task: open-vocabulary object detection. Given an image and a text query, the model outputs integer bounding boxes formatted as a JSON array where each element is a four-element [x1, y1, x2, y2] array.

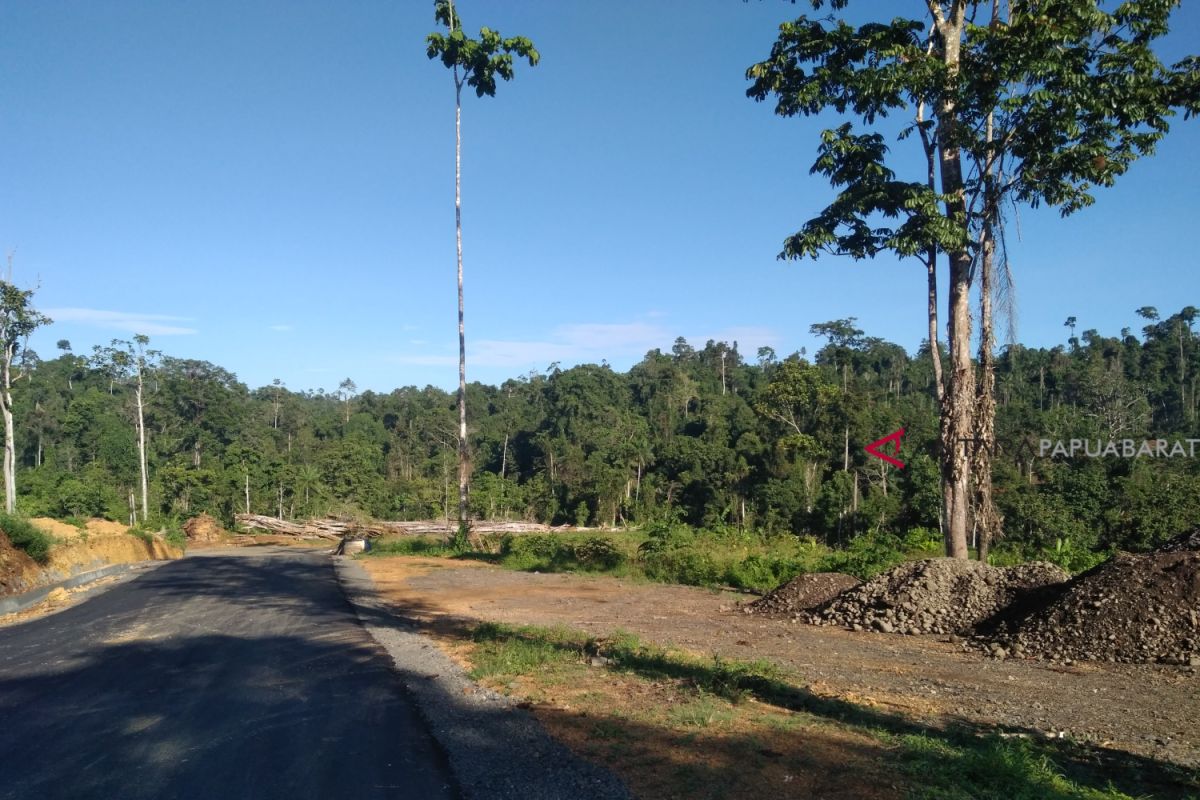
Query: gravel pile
[[742, 572, 860, 616], [981, 550, 1200, 665], [809, 558, 1069, 636], [1158, 527, 1200, 553]]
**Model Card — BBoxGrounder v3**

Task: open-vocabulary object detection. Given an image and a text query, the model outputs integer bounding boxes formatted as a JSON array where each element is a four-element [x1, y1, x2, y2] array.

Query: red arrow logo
[[865, 428, 905, 468]]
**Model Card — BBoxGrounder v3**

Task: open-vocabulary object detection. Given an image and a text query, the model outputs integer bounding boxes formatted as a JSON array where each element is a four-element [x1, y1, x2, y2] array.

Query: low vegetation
[[0, 512, 54, 563], [450, 622, 1193, 799], [366, 519, 1103, 593]]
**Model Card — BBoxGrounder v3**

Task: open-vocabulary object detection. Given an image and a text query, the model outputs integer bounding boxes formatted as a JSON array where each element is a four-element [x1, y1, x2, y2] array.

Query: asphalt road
[[0, 548, 458, 800]]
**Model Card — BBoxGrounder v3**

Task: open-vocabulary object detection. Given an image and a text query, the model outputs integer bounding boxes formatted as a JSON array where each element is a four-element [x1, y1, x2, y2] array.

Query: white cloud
[[44, 307, 197, 336], [391, 321, 781, 370], [268, 324, 293, 332]]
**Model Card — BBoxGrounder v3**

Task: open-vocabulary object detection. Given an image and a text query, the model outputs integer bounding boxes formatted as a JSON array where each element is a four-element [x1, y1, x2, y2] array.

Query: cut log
[[234, 514, 582, 540]]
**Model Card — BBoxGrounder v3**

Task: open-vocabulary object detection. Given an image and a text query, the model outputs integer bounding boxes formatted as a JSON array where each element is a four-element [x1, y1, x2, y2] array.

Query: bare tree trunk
[[135, 376, 149, 523], [1, 384, 13, 514], [500, 432, 508, 480], [932, 4, 974, 559], [453, 70, 474, 545], [973, 77, 1004, 563], [974, 227, 1000, 562], [244, 469, 251, 516]]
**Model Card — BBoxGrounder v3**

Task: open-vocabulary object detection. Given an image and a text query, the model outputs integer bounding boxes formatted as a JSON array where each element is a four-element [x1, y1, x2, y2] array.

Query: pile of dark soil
[[183, 513, 229, 543], [982, 550, 1200, 665], [810, 558, 1069, 635], [742, 572, 860, 615]]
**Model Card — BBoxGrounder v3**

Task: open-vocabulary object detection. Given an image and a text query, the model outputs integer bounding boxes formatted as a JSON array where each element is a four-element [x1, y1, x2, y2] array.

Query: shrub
[[901, 526, 942, 553], [724, 554, 805, 592], [0, 513, 53, 563], [370, 535, 453, 557], [642, 548, 721, 586], [818, 531, 907, 580], [570, 536, 625, 570], [162, 522, 187, 551], [636, 521, 696, 556]]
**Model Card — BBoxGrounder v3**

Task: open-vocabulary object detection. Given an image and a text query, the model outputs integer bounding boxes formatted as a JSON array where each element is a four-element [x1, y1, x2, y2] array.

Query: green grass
[[466, 621, 583, 680], [665, 696, 735, 728], [464, 621, 1198, 800], [365, 523, 943, 592], [0, 512, 54, 563]]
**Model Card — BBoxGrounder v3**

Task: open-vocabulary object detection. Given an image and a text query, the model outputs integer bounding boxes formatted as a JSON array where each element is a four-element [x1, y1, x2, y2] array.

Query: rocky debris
[[980, 550, 1200, 666], [809, 558, 1069, 636], [183, 513, 229, 543], [742, 572, 860, 616], [1158, 528, 1200, 553]]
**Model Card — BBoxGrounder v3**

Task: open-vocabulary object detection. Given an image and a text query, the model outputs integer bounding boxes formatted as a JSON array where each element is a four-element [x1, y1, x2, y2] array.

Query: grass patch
[[365, 536, 456, 558], [466, 622, 583, 680], [368, 523, 948, 594], [665, 696, 735, 728], [0, 512, 54, 563], [458, 621, 1197, 800], [891, 732, 1152, 800]]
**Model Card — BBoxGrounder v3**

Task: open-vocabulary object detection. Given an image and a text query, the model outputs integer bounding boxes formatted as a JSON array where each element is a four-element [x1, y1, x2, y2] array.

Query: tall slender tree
[[0, 280, 50, 513], [426, 0, 539, 542], [747, 0, 1199, 557], [94, 335, 160, 523]]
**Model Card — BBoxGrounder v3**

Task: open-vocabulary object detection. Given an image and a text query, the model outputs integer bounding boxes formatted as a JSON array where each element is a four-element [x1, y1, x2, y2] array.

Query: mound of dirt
[[0, 532, 40, 595], [742, 573, 860, 616], [184, 513, 228, 543], [30, 518, 85, 541], [85, 519, 130, 536], [810, 558, 1069, 636], [982, 550, 1200, 665]]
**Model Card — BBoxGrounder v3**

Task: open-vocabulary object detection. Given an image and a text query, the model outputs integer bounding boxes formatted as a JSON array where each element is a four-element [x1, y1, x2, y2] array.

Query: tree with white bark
[[426, 0, 539, 544], [93, 335, 159, 524], [0, 280, 51, 513]]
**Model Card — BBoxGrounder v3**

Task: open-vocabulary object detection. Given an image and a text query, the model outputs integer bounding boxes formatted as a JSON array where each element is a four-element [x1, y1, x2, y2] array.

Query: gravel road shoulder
[[334, 555, 633, 800]]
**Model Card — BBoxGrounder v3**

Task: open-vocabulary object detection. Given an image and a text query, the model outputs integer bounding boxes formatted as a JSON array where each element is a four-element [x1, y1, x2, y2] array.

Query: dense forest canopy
[[8, 308, 1199, 563]]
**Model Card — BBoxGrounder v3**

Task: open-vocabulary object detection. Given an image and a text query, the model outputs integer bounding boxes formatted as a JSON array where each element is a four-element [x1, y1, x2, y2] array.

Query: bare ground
[[362, 557, 1200, 769]]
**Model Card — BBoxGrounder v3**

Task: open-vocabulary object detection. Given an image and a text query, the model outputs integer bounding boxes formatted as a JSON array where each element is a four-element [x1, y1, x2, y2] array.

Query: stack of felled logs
[[234, 514, 569, 541]]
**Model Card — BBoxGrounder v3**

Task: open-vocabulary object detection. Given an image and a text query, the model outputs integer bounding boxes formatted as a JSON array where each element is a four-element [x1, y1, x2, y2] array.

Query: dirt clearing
[[362, 556, 1200, 775]]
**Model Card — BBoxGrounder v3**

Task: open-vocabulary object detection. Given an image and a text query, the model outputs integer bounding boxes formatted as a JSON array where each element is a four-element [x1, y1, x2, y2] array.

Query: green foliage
[[451, 522, 472, 553], [571, 536, 625, 570], [426, 0, 539, 99], [368, 536, 455, 558], [901, 526, 942, 554], [498, 533, 628, 573], [818, 531, 908, 580], [467, 621, 579, 680], [641, 547, 723, 586], [160, 520, 187, 551], [893, 732, 1141, 800], [9, 300, 1200, 571], [0, 513, 53, 562]]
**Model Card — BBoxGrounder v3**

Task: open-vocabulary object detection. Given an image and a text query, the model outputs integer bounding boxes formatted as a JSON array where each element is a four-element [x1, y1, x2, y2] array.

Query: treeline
[[9, 306, 1200, 561]]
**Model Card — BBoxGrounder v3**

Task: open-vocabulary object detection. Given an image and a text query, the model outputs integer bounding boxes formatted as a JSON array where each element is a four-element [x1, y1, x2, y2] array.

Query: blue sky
[[2, 1, 1198, 394]]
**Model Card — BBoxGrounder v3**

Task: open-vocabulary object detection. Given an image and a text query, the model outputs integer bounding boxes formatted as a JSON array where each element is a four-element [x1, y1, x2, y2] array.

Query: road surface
[[0, 547, 458, 799]]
